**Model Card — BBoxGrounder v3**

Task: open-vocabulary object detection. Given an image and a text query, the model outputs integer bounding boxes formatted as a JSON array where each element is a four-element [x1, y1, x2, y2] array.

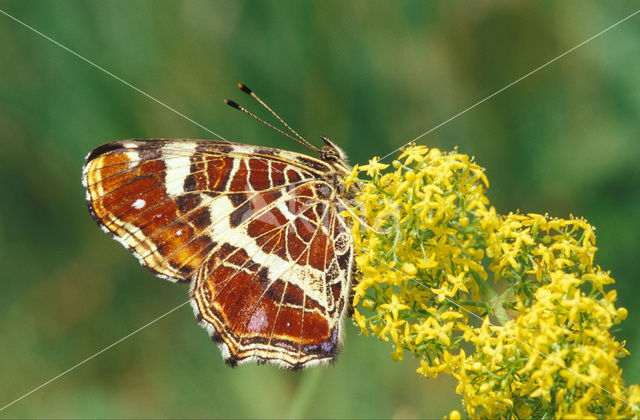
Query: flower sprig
[[348, 145, 640, 418]]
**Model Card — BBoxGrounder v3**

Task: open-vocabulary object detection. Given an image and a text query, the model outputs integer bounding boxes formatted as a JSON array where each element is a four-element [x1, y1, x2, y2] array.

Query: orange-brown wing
[[83, 139, 353, 368], [190, 179, 354, 368], [82, 139, 330, 282]]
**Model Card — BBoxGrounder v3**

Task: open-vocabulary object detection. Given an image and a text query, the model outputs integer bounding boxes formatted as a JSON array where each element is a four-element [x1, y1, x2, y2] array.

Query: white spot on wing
[[132, 198, 146, 209], [176, 229, 183, 236], [124, 151, 139, 169], [164, 143, 196, 195], [247, 306, 268, 332]]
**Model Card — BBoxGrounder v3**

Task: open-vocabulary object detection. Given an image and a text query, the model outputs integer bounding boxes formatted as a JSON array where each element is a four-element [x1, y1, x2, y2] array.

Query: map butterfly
[[82, 85, 360, 369]]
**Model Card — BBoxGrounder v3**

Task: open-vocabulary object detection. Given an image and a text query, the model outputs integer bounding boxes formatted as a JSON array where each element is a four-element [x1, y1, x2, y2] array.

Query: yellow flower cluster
[[347, 145, 640, 418]]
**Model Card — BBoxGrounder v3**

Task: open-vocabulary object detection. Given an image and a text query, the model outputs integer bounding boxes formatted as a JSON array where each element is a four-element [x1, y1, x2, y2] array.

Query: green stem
[[458, 300, 489, 309], [286, 367, 323, 419], [471, 271, 510, 326]]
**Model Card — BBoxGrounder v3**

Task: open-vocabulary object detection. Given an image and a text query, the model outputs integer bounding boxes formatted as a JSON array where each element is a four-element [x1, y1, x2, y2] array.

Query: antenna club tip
[[238, 83, 252, 94], [224, 99, 241, 109]]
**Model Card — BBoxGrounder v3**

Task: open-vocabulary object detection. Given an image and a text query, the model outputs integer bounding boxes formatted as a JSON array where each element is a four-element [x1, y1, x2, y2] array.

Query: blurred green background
[[1, 1, 639, 418]]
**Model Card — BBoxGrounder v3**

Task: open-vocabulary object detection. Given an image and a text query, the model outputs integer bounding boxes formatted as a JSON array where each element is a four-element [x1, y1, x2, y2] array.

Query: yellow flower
[[398, 144, 429, 165], [380, 294, 410, 320], [359, 156, 389, 177], [349, 145, 637, 418], [343, 165, 360, 191], [353, 309, 369, 336]]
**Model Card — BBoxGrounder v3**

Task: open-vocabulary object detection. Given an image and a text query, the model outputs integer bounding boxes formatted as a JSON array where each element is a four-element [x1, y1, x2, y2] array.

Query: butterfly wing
[[190, 171, 353, 368], [83, 139, 353, 368]]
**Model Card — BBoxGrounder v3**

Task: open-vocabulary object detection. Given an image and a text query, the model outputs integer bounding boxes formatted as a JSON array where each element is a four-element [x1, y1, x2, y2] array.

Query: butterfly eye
[[320, 146, 340, 163], [320, 136, 348, 164]]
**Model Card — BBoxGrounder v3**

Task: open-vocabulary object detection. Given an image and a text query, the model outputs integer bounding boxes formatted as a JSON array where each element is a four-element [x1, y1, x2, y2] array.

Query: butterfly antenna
[[236, 83, 320, 152], [224, 99, 317, 150]]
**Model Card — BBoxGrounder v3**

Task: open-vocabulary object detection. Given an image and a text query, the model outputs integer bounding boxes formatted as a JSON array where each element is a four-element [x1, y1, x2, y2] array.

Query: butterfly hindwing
[[191, 175, 353, 368]]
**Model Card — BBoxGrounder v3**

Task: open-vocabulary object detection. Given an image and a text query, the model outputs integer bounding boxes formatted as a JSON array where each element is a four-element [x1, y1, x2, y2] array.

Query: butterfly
[[82, 84, 359, 369]]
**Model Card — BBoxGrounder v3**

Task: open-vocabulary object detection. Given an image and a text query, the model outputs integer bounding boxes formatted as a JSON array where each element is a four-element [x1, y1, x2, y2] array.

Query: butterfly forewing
[[83, 139, 354, 368]]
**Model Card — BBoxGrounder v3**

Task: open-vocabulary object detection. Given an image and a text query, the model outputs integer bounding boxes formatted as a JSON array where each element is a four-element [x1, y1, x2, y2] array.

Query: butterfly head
[[319, 136, 358, 197], [320, 136, 348, 164]]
